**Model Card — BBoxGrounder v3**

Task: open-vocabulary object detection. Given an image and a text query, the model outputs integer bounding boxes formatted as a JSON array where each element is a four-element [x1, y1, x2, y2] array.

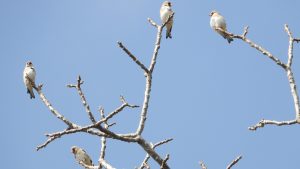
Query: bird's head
[[209, 10, 219, 17], [163, 1, 172, 7], [26, 61, 33, 67], [71, 146, 78, 154]]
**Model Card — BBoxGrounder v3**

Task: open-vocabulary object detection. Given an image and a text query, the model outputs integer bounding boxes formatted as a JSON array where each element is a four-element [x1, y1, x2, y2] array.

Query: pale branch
[[67, 75, 96, 124], [215, 27, 287, 69], [117, 41, 149, 74], [148, 18, 158, 28], [138, 138, 173, 169], [137, 137, 170, 169], [216, 25, 300, 129], [135, 14, 170, 136], [34, 84, 77, 128], [36, 127, 107, 151], [248, 119, 297, 131], [285, 24, 294, 68], [160, 154, 170, 169], [104, 96, 139, 124], [198, 155, 242, 169], [98, 108, 109, 169], [199, 161, 207, 169], [226, 155, 242, 169], [284, 25, 300, 121], [33, 12, 172, 169], [98, 159, 116, 169], [36, 107, 139, 151], [80, 161, 116, 169], [148, 12, 174, 74]]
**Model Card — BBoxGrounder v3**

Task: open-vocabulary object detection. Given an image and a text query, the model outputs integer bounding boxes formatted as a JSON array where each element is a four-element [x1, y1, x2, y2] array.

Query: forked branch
[[216, 25, 300, 130]]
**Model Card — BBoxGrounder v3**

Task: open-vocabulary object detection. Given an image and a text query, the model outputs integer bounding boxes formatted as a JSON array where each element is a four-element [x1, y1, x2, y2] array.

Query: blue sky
[[1, 0, 300, 169]]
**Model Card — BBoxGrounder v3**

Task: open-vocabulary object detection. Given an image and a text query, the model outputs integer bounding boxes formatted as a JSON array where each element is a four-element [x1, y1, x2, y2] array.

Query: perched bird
[[23, 61, 36, 99], [160, 1, 174, 39], [210, 11, 233, 43], [71, 146, 93, 169]]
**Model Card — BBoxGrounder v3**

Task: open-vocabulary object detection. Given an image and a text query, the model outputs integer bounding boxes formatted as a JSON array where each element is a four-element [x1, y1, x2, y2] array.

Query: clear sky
[[1, 0, 300, 169]]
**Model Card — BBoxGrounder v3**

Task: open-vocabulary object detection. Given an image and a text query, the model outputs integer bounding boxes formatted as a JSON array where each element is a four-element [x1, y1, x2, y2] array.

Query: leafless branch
[[35, 84, 77, 128], [217, 24, 300, 129], [199, 155, 242, 169], [215, 27, 287, 69], [98, 108, 109, 169], [32, 9, 172, 169], [138, 138, 173, 169], [98, 159, 116, 169], [248, 119, 297, 131], [135, 14, 175, 137], [80, 161, 116, 169], [117, 41, 149, 74], [67, 75, 96, 124], [160, 154, 170, 169], [226, 155, 242, 169]]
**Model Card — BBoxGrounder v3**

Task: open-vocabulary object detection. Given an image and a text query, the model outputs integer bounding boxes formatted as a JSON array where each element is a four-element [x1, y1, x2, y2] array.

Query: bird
[[160, 1, 174, 39], [23, 61, 36, 99], [71, 146, 93, 169], [210, 10, 233, 43]]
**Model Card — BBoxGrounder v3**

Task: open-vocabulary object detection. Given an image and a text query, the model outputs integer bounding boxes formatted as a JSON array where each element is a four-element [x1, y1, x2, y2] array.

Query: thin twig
[[218, 25, 300, 129], [160, 154, 170, 169], [215, 27, 287, 69], [248, 119, 297, 131], [34, 84, 76, 128], [138, 138, 173, 169], [226, 155, 242, 169], [117, 41, 149, 74], [67, 75, 96, 124], [137, 137, 170, 169], [136, 14, 174, 136], [98, 108, 108, 169]]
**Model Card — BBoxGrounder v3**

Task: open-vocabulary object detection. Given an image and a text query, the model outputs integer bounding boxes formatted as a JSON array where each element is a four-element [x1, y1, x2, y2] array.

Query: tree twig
[[226, 155, 242, 169], [217, 25, 300, 129], [67, 75, 96, 124]]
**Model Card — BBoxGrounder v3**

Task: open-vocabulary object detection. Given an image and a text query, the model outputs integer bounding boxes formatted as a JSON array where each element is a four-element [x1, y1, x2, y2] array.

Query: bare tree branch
[[34, 84, 77, 128], [137, 137, 170, 169], [216, 25, 300, 129], [199, 155, 242, 169], [215, 27, 287, 69], [248, 119, 297, 131], [32, 10, 173, 169], [67, 75, 96, 124], [135, 13, 174, 136], [160, 154, 170, 169], [97, 107, 115, 169], [226, 155, 242, 169], [138, 138, 173, 169], [117, 41, 149, 74]]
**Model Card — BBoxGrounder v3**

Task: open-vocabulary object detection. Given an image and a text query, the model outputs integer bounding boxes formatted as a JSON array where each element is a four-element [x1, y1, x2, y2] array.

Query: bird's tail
[[166, 25, 173, 39], [226, 36, 234, 43], [166, 31, 172, 39], [218, 30, 233, 44], [27, 88, 35, 99]]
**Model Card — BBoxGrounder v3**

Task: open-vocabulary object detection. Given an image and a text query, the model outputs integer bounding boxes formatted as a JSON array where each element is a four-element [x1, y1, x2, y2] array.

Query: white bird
[[23, 61, 36, 99], [160, 1, 174, 39], [71, 146, 93, 169], [210, 11, 233, 43]]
